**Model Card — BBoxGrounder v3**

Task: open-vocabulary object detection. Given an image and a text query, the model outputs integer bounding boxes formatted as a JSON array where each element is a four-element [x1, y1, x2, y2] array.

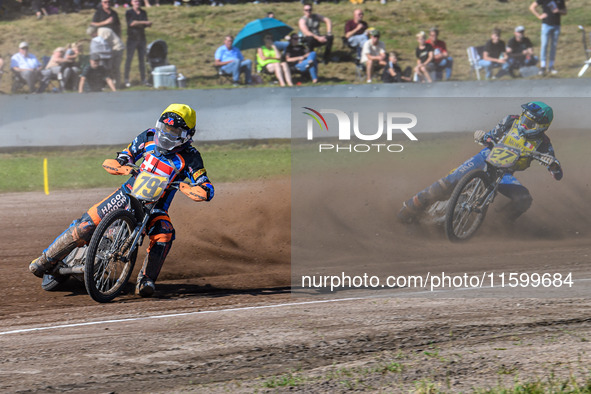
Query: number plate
[[486, 145, 520, 168], [131, 172, 169, 201]]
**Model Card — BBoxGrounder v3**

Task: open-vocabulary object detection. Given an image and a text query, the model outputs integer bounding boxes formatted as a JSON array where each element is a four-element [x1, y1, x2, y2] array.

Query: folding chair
[[577, 25, 591, 77], [214, 65, 233, 85], [11, 68, 27, 93], [467, 46, 484, 80]]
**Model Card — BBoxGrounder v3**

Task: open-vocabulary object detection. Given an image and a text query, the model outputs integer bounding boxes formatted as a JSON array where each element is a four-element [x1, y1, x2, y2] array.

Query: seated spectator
[[214, 35, 252, 86], [87, 25, 125, 87], [426, 27, 453, 81], [344, 9, 368, 59], [506, 25, 538, 75], [41, 46, 68, 92], [360, 29, 386, 83], [78, 53, 117, 93], [0, 57, 4, 85], [478, 28, 511, 79], [257, 34, 293, 87], [266, 11, 290, 54], [10, 42, 44, 93], [382, 52, 412, 83], [285, 33, 318, 83], [61, 42, 83, 91], [299, 3, 333, 65], [414, 31, 433, 83]]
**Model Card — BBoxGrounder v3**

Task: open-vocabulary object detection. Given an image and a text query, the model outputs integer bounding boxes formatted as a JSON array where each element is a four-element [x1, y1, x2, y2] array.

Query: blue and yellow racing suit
[[398, 114, 563, 223]]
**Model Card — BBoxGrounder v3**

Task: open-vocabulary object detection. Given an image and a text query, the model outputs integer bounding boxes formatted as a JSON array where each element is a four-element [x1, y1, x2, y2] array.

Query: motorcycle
[[442, 135, 554, 242], [41, 159, 186, 303]]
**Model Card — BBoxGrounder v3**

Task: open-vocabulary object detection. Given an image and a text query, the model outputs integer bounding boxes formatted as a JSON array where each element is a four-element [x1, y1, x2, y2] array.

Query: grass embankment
[[0, 140, 290, 193], [1, 0, 591, 92]]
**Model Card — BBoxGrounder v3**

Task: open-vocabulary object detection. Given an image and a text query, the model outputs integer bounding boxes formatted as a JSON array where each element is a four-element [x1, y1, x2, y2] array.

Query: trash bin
[[152, 65, 177, 88], [177, 73, 187, 88]]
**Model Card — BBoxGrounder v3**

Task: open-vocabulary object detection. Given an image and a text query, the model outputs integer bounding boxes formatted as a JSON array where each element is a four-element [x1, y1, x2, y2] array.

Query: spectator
[[88, 25, 113, 70], [414, 31, 433, 83], [506, 25, 538, 75], [529, 0, 566, 75], [79, 53, 116, 93], [360, 29, 386, 83], [285, 33, 318, 83], [61, 41, 83, 91], [124, 0, 152, 87], [10, 42, 44, 93], [478, 28, 510, 80], [298, 3, 333, 65], [257, 34, 293, 87], [40, 46, 68, 92], [382, 51, 412, 83], [91, 0, 121, 38], [344, 9, 368, 60], [214, 35, 252, 86], [426, 27, 453, 81], [31, 0, 46, 20], [87, 25, 125, 87]]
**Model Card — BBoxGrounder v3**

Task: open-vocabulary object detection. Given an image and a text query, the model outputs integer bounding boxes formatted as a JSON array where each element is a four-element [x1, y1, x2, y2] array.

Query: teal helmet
[[517, 101, 553, 139]]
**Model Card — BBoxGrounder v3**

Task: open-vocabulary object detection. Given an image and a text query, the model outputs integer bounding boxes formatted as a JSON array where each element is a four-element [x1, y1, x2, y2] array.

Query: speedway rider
[[30, 103, 214, 297], [398, 101, 563, 223]]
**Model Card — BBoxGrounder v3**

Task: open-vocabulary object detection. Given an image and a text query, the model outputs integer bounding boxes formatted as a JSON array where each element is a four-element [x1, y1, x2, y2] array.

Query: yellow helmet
[[154, 104, 196, 153]]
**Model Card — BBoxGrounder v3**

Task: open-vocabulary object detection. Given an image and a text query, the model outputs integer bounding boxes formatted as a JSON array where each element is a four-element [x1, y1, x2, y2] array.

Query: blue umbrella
[[233, 18, 293, 51]]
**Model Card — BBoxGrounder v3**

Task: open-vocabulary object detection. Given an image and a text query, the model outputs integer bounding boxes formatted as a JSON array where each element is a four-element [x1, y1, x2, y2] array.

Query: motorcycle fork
[[122, 212, 151, 262], [478, 175, 503, 211]]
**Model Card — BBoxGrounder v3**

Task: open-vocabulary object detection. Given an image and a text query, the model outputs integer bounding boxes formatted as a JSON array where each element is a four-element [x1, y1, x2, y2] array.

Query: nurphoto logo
[[302, 107, 418, 153]]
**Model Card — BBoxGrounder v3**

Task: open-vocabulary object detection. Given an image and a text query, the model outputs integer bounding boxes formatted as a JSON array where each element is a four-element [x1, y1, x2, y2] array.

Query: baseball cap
[[515, 26, 525, 33], [90, 53, 101, 61], [19, 41, 29, 49], [369, 29, 380, 37]]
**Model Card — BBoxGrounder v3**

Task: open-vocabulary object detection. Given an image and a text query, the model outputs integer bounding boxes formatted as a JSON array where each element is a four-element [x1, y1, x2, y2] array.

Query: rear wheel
[[444, 171, 490, 242], [85, 210, 138, 303]]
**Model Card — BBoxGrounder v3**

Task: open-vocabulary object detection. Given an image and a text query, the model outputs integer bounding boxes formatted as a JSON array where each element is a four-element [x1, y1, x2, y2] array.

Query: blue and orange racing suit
[[40, 128, 214, 283], [399, 114, 563, 223]]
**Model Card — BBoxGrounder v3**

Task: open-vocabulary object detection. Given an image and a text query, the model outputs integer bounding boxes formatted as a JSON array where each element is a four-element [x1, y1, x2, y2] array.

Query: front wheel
[[444, 170, 490, 242], [85, 209, 138, 303]]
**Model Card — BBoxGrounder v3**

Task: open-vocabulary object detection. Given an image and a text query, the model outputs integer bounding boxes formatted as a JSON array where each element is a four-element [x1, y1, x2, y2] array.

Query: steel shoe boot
[[29, 256, 55, 278], [136, 277, 155, 298]]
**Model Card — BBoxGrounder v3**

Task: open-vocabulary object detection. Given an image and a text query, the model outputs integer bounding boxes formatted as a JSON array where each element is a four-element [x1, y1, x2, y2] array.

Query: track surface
[[2, 132, 591, 391]]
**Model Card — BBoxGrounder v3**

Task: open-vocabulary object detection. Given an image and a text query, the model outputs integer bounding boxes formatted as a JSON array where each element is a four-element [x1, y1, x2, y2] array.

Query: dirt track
[[1, 133, 591, 392]]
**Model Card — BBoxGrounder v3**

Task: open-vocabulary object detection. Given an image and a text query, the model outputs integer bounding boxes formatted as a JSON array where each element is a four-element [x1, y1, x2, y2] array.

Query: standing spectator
[[285, 33, 318, 83], [214, 35, 252, 86], [10, 42, 44, 93], [360, 29, 386, 83], [506, 25, 538, 75], [426, 27, 453, 81], [257, 34, 293, 87], [529, 0, 566, 75], [344, 9, 368, 60], [414, 31, 434, 83], [87, 25, 125, 87], [298, 3, 333, 65], [382, 52, 412, 83], [91, 0, 121, 38], [478, 28, 511, 79], [79, 53, 117, 93], [88, 26, 112, 70], [124, 0, 152, 87]]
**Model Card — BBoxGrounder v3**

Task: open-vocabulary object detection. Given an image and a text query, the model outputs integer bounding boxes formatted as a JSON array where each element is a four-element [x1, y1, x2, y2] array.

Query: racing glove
[[116, 152, 132, 166], [102, 159, 134, 175], [474, 129, 486, 143], [179, 182, 213, 202]]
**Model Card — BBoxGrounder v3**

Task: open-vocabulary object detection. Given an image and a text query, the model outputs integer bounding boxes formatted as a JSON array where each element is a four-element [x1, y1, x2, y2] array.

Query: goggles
[[155, 122, 188, 151]]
